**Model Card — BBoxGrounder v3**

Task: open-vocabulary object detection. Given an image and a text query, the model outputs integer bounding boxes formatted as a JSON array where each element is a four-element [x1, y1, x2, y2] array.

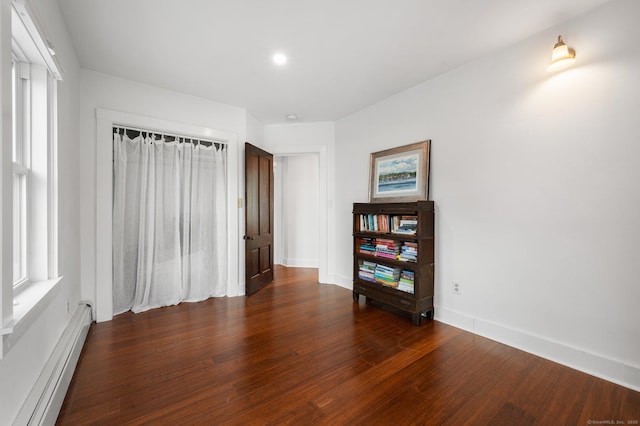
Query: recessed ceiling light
[[286, 114, 297, 120], [273, 53, 287, 65]]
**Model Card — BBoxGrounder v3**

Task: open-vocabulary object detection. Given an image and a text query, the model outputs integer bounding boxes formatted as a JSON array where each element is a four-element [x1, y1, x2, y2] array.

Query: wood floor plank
[[57, 266, 640, 425]]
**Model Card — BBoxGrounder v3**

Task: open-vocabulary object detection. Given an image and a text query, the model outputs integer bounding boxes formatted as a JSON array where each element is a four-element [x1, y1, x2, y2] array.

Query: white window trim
[[11, 0, 63, 80], [2, 277, 62, 346], [1, 0, 63, 357], [47, 72, 58, 279]]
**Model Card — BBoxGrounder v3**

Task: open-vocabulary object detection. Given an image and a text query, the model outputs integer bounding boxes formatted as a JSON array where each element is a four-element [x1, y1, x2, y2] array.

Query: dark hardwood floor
[[58, 266, 639, 425]]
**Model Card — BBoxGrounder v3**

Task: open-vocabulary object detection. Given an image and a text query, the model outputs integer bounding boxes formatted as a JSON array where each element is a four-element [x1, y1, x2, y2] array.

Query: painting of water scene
[[369, 140, 431, 202], [377, 154, 418, 193]]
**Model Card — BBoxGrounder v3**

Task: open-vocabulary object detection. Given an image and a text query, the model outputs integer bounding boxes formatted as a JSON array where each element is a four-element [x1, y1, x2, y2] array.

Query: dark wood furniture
[[352, 201, 434, 325]]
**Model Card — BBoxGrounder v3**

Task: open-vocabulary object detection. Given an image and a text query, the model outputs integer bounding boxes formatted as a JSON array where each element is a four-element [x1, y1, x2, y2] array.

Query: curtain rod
[[113, 125, 227, 147]]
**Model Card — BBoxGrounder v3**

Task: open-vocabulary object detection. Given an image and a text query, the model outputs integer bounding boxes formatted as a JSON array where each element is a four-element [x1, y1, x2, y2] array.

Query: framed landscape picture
[[369, 140, 431, 203]]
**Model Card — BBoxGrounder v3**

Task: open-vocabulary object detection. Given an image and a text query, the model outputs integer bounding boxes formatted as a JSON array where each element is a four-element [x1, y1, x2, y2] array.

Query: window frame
[[8, 1, 61, 299], [11, 55, 31, 290], [1, 0, 63, 358]]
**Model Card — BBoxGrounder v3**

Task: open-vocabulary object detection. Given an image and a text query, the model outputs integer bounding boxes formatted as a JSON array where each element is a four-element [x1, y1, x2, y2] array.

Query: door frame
[[274, 153, 320, 268], [95, 108, 239, 322], [264, 144, 328, 284]]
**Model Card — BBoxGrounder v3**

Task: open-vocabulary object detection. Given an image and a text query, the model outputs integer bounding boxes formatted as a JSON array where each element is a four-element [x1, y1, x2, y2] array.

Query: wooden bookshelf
[[352, 201, 434, 325]]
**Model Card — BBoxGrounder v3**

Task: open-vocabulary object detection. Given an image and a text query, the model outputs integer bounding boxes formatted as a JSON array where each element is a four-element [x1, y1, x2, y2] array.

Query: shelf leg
[[412, 313, 421, 326], [352, 291, 359, 302]]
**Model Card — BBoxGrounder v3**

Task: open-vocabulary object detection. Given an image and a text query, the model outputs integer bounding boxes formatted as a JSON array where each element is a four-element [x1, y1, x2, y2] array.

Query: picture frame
[[369, 140, 431, 203]]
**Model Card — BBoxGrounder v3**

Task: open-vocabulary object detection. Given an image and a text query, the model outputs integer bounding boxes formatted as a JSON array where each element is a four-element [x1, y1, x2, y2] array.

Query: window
[[12, 58, 29, 287], [0, 0, 63, 357], [10, 3, 61, 291]]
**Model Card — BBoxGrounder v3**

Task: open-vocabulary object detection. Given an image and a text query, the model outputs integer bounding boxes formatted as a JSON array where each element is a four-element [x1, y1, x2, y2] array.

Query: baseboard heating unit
[[14, 303, 92, 426]]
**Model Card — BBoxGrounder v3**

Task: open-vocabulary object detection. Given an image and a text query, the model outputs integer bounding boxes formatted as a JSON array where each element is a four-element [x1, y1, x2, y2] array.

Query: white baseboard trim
[[435, 306, 640, 392], [281, 258, 319, 268], [331, 273, 352, 290], [14, 303, 92, 425]]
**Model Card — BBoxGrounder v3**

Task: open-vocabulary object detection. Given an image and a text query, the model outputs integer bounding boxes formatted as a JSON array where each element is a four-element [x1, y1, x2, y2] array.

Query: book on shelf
[[399, 270, 415, 284], [358, 260, 415, 293], [358, 260, 377, 282], [375, 238, 400, 259], [392, 215, 418, 235], [358, 237, 405, 260], [358, 237, 376, 254], [397, 282, 415, 294], [357, 213, 392, 233], [359, 271, 375, 282], [397, 269, 415, 294], [357, 213, 424, 234], [374, 264, 401, 288], [398, 242, 418, 262]]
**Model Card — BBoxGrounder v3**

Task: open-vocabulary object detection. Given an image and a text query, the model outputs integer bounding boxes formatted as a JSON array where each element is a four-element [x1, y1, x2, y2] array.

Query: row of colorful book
[[357, 261, 415, 294], [397, 270, 415, 294], [358, 237, 377, 255], [374, 264, 400, 287], [358, 260, 377, 282], [375, 238, 400, 260], [356, 214, 418, 235], [357, 214, 392, 233], [358, 238, 417, 263], [394, 216, 418, 235], [399, 242, 417, 262]]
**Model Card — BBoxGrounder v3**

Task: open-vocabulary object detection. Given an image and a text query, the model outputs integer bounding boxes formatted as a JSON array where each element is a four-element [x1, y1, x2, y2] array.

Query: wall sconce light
[[547, 35, 575, 72]]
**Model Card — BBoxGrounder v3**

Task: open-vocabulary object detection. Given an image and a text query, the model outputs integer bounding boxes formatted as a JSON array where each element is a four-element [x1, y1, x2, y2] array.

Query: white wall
[[264, 122, 335, 148], [246, 111, 264, 147], [240, 111, 265, 287], [264, 122, 335, 282], [276, 155, 320, 267], [335, 0, 640, 390], [79, 70, 249, 313], [0, 0, 82, 422]]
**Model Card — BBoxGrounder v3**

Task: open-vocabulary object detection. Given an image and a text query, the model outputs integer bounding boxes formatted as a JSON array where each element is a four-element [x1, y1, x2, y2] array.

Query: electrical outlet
[[453, 282, 462, 294]]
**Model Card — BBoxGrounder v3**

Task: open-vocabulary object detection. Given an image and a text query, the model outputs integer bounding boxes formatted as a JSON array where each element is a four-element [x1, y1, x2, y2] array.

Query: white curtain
[[112, 132, 227, 315]]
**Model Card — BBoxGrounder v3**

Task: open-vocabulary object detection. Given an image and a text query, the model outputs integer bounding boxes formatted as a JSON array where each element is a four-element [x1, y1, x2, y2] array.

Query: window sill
[[1, 277, 63, 356]]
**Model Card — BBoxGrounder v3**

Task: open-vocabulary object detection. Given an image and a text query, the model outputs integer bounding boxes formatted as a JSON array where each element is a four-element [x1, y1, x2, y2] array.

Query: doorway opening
[[273, 153, 320, 269]]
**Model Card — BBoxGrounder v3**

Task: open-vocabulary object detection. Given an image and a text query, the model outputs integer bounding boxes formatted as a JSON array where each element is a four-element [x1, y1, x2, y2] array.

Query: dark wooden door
[[244, 142, 274, 295]]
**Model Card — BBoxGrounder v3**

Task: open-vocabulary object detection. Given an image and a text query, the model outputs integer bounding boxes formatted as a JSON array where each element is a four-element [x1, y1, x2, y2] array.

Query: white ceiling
[[58, 0, 612, 124]]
